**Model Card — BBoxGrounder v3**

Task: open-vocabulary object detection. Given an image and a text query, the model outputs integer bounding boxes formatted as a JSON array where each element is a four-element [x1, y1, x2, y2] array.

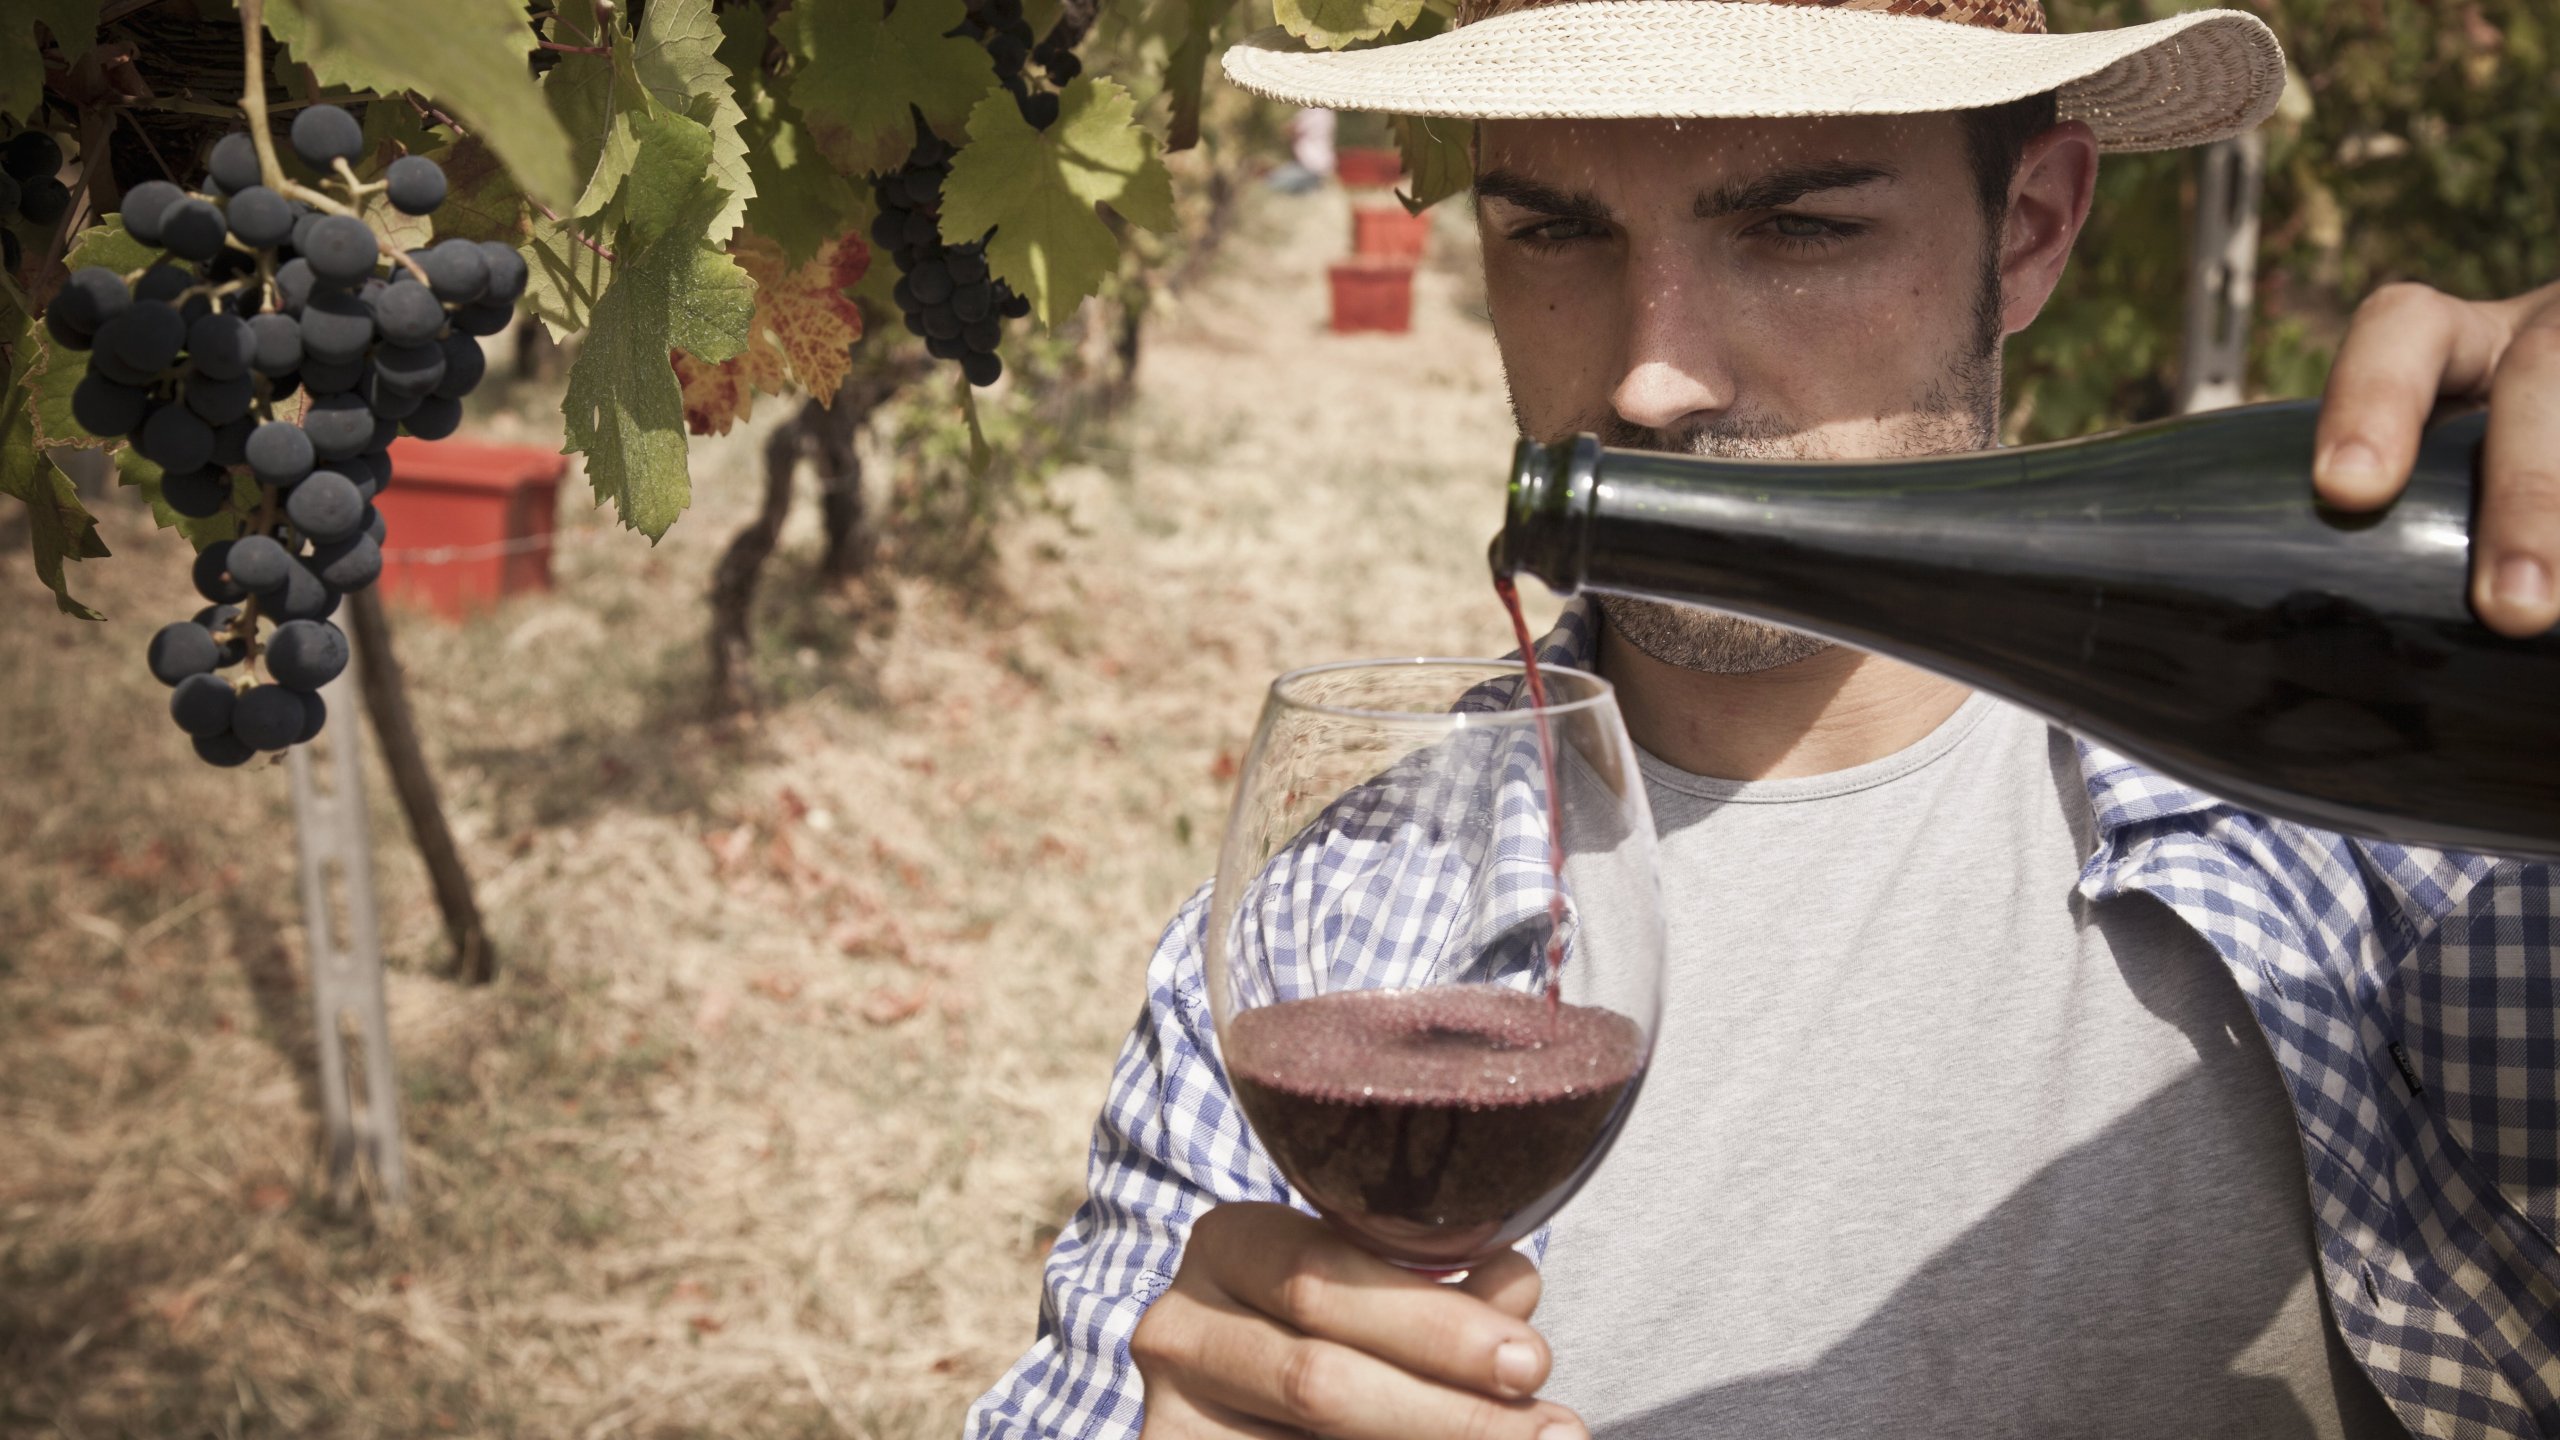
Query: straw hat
[[1221, 0, 2286, 154]]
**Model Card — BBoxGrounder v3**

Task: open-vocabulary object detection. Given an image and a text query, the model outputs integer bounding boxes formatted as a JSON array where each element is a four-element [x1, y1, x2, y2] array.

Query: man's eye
[[1512, 217, 1602, 247], [1768, 214, 1833, 239]]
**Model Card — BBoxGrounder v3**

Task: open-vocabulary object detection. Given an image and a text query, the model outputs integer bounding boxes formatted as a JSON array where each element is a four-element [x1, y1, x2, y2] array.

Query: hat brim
[[1222, 3, 2284, 153]]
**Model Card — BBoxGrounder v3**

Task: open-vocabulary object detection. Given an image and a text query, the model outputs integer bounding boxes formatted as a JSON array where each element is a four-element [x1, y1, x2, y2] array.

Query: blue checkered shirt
[[967, 598, 2560, 1440]]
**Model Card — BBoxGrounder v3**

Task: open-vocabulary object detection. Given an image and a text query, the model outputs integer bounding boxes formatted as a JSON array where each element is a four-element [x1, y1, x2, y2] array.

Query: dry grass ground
[[0, 185, 1555, 1438]]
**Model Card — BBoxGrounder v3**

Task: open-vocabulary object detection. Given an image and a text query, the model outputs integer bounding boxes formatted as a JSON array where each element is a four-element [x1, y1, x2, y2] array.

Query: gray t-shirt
[[1536, 693, 2407, 1439]]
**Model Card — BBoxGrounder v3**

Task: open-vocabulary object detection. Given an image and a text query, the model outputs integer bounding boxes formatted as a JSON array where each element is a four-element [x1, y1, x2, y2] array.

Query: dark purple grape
[[962, 350, 1003, 387], [303, 393, 375, 460], [433, 333, 485, 399], [1017, 91, 1060, 130], [51, 266, 128, 335], [133, 265, 192, 304], [96, 300, 185, 373], [366, 377, 422, 419], [13, 173, 67, 227], [962, 316, 1001, 352], [371, 340, 444, 397], [951, 281, 992, 322], [419, 237, 488, 303], [290, 105, 364, 170], [139, 403, 217, 472], [310, 533, 381, 591], [70, 375, 149, 436], [450, 301, 511, 337], [182, 371, 256, 425], [188, 313, 256, 379], [246, 420, 316, 485], [999, 289, 1031, 320], [230, 685, 307, 751], [2, 130, 62, 180], [170, 673, 238, 737], [160, 198, 228, 261], [385, 155, 446, 215], [922, 308, 961, 341], [476, 242, 528, 303], [225, 534, 294, 593], [225, 185, 296, 248], [299, 290, 374, 363], [295, 690, 328, 743], [193, 731, 256, 767], [193, 541, 246, 603], [925, 333, 966, 362], [160, 467, 234, 519], [368, 411, 401, 453], [148, 620, 220, 685], [287, 470, 365, 542], [266, 619, 348, 691], [301, 354, 371, 396], [120, 180, 186, 245], [947, 248, 988, 284], [208, 133, 264, 193], [274, 257, 317, 314], [371, 279, 444, 347], [268, 557, 334, 621], [248, 312, 302, 375], [211, 416, 255, 467], [301, 214, 379, 286], [402, 394, 462, 441]]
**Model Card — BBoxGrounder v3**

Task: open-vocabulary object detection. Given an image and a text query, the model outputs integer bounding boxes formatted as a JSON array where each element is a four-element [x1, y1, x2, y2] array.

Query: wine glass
[[1205, 658, 1664, 1272]]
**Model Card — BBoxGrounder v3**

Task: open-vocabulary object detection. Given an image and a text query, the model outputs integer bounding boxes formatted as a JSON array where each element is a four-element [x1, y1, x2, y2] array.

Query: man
[[970, 2, 2560, 1436]]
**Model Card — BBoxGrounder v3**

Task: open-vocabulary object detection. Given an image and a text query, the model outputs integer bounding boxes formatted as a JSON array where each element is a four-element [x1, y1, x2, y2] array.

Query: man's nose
[[1607, 249, 1731, 436]]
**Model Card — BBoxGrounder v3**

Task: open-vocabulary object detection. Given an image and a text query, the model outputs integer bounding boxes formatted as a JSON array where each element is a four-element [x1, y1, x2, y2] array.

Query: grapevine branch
[[235, 0, 434, 289]]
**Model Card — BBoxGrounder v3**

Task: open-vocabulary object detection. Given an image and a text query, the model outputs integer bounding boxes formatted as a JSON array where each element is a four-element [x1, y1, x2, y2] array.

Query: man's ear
[[1998, 120, 2099, 338]]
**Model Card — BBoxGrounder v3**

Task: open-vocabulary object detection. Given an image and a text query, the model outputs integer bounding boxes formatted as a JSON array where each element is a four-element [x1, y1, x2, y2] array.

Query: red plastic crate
[[1352, 203, 1432, 261], [1328, 259, 1415, 334], [373, 437, 568, 620], [1334, 146, 1404, 190]]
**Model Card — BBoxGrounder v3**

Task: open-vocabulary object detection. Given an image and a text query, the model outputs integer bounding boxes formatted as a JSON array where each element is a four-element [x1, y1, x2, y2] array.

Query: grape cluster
[[868, 0, 1077, 388], [1, 129, 74, 275], [43, 103, 526, 767]]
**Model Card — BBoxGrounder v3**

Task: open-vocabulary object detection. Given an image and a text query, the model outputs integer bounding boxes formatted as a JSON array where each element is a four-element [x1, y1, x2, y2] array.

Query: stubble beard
[[1543, 246, 2010, 676]]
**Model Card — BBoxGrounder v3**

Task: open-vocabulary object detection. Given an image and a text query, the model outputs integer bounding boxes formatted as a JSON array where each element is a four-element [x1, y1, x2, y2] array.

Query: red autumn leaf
[[670, 232, 870, 435]]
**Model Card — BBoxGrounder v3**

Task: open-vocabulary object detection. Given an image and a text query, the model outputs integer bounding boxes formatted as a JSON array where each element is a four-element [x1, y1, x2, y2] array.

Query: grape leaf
[[939, 77, 1175, 328], [724, 5, 866, 266], [3, 0, 98, 125], [423, 137, 529, 246], [282, 0, 579, 209], [264, 0, 406, 93], [542, 20, 650, 219], [776, 0, 996, 175], [671, 231, 868, 434], [1273, 0, 1424, 48], [628, 0, 755, 242], [520, 212, 616, 338], [1, 315, 108, 620], [1393, 114, 1472, 214], [561, 109, 754, 537]]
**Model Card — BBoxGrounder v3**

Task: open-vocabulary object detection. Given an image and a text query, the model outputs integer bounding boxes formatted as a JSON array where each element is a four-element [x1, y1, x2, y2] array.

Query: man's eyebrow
[[1695, 162, 1898, 219], [1472, 168, 1613, 222]]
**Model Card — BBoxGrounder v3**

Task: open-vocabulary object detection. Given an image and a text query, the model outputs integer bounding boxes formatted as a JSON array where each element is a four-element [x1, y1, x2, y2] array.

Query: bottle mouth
[[1495, 434, 1598, 595]]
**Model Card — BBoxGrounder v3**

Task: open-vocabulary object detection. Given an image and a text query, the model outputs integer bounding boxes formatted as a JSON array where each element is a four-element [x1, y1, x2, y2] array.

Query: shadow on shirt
[[1594, 888, 2410, 1440]]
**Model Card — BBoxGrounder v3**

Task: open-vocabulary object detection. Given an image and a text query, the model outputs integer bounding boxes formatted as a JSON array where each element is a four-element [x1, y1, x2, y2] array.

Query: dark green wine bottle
[[1495, 399, 2560, 861]]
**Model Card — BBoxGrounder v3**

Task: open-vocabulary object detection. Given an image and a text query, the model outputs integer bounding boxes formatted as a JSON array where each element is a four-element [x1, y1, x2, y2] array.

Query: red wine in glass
[[1495, 572, 1571, 1005], [1227, 987, 1647, 1269]]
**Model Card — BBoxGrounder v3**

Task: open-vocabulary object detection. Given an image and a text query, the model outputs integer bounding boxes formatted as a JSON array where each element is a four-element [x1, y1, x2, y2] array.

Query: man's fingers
[[1138, 1383, 1310, 1440], [2315, 283, 2504, 511], [1184, 1287, 1585, 1440], [1458, 1248, 1544, 1324], [1199, 1206, 1554, 1400], [2472, 300, 2560, 635]]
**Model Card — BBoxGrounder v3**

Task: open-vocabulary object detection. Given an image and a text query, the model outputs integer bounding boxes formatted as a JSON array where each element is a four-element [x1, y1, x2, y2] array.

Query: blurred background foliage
[[2006, 0, 2558, 442]]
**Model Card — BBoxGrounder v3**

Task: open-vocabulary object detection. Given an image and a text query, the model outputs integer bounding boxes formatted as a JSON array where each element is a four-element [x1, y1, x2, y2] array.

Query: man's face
[[1475, 113, 2011, 673]]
